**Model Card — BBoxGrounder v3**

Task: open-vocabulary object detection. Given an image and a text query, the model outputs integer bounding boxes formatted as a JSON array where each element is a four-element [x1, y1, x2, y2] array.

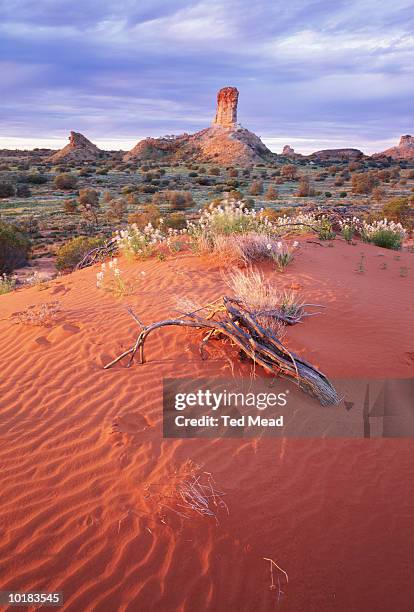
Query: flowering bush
[[115, 223, 165, 259], [360, 219, 406, 250], [338, 217, 359, 243], [96, 259, 132, 297], [0, 273, 16, 295]]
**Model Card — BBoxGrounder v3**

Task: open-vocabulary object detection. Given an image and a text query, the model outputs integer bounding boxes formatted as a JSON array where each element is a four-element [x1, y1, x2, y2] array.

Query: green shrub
[[0, 182, 15, 198], [27, 172, 48, 184], [165, 212, 186, 230], [54, 173, 77, 190], [16, 184, 31, 197], [152, 190, 194, 211], [381, 196, 413, 228], [56, 236, 104, 271], [0, 221, 31, 273]]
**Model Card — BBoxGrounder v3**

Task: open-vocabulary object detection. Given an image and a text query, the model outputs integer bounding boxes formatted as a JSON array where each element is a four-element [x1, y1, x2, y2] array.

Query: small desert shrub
[[16, 184, 31, 198], [249, 180, 263, 195], [165, 212, 186, 230], [64, 198, 78, 214], [361, 219, 406, 250], [79, 188, 100, 222], [96, 259, 132, 297], [128, 204, 162, 229], [187, 200, 275, 253], [267, 240, 299, 271], [54, 172, 77, 190], [351, 172, 377, 194], [27, 172, 48, 184], [152, 190, 194, 211], [0, 273, 16, 295], [0, 182, 15, 198], [381, 196, 413, 228], [107, 197, 127, 221], [56, 236, 105, 271], [338, 218, 358, 243], [265, 185, 278, 200], [281, 164, 298, 180], [227, 268, 304, 337], [296, 176, 315, 197], [11, 302, 60, 326], [0, 221, 31, 273], [316, 217, 336, 240]]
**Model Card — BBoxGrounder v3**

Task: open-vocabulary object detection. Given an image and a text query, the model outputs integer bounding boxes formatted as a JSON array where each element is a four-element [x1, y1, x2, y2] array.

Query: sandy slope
[[0, 240, 413, 611]]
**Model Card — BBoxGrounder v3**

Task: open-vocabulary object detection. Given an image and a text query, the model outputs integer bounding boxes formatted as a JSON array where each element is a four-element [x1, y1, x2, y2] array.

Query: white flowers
[[96, 259, 130, 296], [0, 273, 17, 295]]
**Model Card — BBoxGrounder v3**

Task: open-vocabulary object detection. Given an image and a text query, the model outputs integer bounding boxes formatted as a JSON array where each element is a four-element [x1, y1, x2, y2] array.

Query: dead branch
[[104, 297, 339, 406], [75, 238, 118, 270]]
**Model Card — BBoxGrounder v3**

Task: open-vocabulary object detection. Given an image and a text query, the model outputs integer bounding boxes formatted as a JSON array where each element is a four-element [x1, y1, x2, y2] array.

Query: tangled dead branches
[[104, 297, 339, 406]]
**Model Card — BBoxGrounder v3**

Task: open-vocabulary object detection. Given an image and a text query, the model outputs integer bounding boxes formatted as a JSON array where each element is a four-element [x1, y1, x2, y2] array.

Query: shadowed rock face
[[282, 145, 295, 156], [375, 135, 414, 160], [124, 87, 275, 165], [48, 131, 101, 163], [213, 87, 239, 128]]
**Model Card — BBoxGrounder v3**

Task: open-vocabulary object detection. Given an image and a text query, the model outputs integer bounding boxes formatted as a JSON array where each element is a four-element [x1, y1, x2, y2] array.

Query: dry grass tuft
[[11, 301, 61, 327]]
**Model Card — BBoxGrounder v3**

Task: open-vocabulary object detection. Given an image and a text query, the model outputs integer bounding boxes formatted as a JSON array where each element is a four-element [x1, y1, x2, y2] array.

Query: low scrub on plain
[[56, 235, 105, 271], [0, 221, 31, 274]]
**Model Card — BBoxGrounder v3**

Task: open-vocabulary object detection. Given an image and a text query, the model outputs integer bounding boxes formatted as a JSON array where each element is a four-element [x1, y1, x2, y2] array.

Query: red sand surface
[[0, 240, 413, 611]]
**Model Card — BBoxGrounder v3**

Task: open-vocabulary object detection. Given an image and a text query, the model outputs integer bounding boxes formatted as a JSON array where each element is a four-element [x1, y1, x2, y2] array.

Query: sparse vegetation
[[56, 235, 105, 271]]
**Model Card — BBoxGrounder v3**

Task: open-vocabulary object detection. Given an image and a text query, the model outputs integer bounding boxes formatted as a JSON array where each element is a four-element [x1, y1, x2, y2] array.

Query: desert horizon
[[1, 1, 413, 611]]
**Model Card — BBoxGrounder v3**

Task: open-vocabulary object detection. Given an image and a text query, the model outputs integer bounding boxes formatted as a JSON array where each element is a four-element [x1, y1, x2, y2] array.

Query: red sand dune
[[0, 240, 413, 611]]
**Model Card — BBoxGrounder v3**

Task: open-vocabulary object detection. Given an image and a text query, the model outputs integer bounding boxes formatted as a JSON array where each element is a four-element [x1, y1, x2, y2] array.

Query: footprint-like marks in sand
[[46, 323, 81, 343], [50, 284, 71, 295], [112, 412, 151, 436]]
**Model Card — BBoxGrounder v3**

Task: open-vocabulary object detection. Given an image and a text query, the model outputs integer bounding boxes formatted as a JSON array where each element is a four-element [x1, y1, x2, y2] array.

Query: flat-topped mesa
[[213, 87, 239, 128]]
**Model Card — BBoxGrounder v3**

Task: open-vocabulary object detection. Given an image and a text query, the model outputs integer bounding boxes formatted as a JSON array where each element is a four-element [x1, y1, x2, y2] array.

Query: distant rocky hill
[[48, 131, 102, 163], [124, 87, 276, 165], [374, 135, 414, 160], [309, 148, 364, 162]]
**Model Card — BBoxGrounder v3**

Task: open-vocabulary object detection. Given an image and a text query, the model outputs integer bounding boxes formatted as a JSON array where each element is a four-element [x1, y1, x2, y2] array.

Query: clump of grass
[[361, 219, 405, 250], [338, 217, 359, 243], [144, 460, 228, 525], [267, 240, 298, 271], [227, 268, 308, 334], [0, 273, 16, 295]]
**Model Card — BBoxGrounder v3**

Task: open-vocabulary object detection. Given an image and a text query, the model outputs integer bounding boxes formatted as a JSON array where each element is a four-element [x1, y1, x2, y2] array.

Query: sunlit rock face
[[124, 87, 276, 165], [48, 131, 101, 163], [374, 135, 414, 160], [212, 87, 239, 128]]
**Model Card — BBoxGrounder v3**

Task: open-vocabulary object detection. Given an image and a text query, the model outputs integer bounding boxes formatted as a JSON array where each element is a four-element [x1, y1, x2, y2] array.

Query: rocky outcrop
[[48, 132, 101, 163], [374, 135, 414, 160], [124, 88, 275, 165], [213, 87, 239, 128], [309, 148, 364, 162], [282, 145, 295, 157]]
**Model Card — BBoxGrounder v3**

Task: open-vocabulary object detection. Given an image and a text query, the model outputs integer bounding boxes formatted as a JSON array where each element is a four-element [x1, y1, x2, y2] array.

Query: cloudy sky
[[1, 0, 413, 154]]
